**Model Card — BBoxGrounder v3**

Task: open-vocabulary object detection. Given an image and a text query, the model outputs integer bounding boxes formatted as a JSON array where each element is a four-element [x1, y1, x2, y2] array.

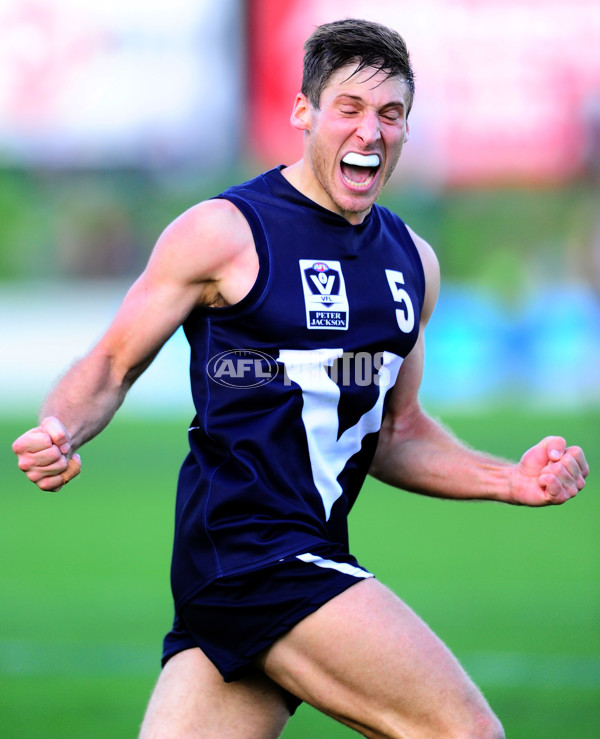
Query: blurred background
[[1, 0, 599, 412], [1, 1, 599, 737]]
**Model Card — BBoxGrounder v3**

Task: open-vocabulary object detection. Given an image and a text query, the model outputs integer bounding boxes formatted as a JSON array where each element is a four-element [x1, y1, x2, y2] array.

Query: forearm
[[39, 347, 137, 450], [370, 408, 515, 503]]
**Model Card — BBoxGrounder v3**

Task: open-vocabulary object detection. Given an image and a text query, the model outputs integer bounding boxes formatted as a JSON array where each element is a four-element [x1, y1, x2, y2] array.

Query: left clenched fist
[[510, 436, 589, 506]]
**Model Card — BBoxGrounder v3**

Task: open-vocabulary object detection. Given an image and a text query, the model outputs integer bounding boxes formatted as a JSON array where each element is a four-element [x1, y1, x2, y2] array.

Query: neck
[[280, 160, 371, 225]]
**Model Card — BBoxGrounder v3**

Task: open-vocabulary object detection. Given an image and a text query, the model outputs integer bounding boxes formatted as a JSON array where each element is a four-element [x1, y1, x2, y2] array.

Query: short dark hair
[[301, 18, 415, 113]]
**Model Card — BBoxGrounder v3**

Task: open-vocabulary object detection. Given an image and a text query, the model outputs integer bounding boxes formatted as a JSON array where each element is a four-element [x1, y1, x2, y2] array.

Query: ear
[[290, 92, 313, 132], [404, 121, 410, 143]]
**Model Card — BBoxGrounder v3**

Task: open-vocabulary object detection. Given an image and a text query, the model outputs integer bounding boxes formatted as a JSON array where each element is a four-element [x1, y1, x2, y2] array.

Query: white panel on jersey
[[296, 552, 373, 579], [279, 348, 402, 520]]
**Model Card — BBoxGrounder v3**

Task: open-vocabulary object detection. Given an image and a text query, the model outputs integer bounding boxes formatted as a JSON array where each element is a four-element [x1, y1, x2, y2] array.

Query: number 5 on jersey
[[385, 269, 415, 333]]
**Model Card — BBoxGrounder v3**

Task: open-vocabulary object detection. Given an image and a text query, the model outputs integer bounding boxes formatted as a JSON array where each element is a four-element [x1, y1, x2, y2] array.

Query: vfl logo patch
[[299, 260, 349, 330]]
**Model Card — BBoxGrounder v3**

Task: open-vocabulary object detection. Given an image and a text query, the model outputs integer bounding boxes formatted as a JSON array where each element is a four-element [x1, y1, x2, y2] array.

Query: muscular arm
[[369, 228, 588, 506], [40, 269, 194, 450], [13, 198, 257, 490]]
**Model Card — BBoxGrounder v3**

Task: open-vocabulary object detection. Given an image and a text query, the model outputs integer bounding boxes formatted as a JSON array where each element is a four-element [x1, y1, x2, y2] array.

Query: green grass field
[[2, 408, 598, 738]]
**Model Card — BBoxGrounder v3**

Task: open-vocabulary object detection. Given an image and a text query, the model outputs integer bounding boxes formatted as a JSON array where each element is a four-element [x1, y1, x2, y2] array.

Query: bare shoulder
[[405, 225, 439, 282], [171, 198, 252, 244], [147, 197, 258, 307], [405, 224, 440, 325], [155, 198, 254, 277]]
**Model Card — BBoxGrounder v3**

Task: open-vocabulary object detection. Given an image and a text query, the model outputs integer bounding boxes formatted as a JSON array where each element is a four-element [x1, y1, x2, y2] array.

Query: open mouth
[[340, 152, 381, 189]]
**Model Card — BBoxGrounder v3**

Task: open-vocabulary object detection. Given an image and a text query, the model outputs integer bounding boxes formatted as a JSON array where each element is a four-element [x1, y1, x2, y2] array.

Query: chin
[[336, 191, 378, 216]]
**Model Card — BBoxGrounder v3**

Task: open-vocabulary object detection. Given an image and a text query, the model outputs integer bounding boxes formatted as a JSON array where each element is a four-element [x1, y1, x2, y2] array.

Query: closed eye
[[380, 110, 402, 123]]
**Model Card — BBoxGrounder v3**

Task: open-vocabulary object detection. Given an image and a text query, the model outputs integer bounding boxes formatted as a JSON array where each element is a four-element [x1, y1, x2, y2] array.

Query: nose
[[356, 110, 381, 144]]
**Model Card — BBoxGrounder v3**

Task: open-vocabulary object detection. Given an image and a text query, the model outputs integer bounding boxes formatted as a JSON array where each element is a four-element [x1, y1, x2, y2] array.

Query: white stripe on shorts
[[296, 553, 374, 579]]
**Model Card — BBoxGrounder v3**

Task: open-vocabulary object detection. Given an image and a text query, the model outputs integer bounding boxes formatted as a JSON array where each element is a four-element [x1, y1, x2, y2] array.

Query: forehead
[[320, 64, 409, 107]]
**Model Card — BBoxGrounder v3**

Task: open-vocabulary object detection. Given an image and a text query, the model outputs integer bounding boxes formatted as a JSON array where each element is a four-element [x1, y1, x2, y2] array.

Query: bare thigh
[[258, 578, 504, 739], [139, 648, 291, 739]]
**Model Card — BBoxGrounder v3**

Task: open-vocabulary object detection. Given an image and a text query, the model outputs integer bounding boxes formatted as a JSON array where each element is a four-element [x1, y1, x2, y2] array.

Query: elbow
[[369, 401, 429, 484], [92, 338, 156, 394], [369, 414, 398, 482], [122, 353, 157, 388]]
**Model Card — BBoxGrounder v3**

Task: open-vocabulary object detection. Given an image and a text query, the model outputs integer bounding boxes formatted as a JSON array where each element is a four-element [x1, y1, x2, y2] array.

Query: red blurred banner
[[246, 0, 600, 186]]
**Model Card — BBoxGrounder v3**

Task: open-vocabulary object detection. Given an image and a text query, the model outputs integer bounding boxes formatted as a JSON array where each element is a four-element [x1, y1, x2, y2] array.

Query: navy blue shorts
[[162, 550, 373, 709]]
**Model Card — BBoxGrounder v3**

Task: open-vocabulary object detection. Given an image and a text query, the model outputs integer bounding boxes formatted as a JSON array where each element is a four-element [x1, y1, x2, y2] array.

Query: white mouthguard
[[341, 153, 380, 167]]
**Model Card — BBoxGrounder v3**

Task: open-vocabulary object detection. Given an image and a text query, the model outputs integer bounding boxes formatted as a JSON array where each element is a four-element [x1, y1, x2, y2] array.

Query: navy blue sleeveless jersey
[[170, 166, 425, 610]]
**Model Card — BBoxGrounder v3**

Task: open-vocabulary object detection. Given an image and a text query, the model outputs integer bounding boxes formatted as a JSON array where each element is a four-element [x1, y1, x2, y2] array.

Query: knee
[[427, 699, 504, 739], [371, 704, 504, 739], [463, 707, 505, 739], [446, 676, 504, 739]]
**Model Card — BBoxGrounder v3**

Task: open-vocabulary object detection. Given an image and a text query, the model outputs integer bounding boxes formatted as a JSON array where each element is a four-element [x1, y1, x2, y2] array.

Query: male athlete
[[13, 19, 588, 739]]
